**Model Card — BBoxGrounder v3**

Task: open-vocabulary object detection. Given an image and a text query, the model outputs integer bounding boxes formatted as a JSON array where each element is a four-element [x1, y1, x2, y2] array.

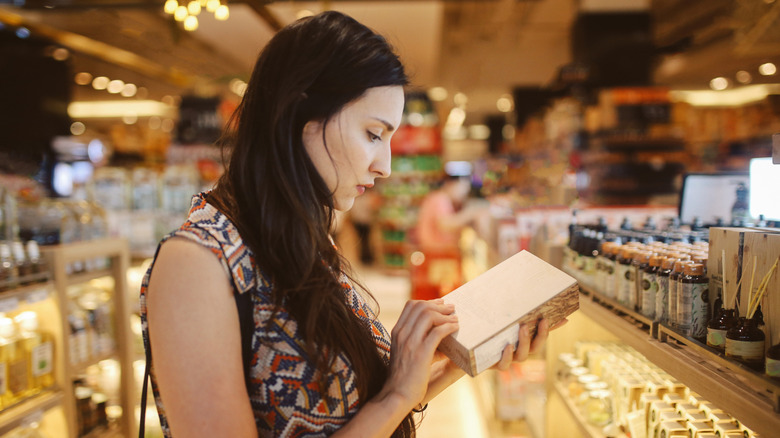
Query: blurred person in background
[[141, 11, 550, 438], [413, 175, 482, 298]]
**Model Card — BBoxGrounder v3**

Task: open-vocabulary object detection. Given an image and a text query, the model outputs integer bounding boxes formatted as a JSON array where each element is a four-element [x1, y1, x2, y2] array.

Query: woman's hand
[[381, 299, 459, 409], [492, 318, 568, 371]]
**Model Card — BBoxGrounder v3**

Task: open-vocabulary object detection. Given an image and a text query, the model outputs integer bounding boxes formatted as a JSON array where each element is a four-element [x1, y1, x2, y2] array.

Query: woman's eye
[[368, 131, 382, 142]]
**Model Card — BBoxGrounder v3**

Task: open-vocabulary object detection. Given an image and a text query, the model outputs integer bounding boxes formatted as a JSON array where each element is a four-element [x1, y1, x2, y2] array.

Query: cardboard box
[[438, 250, 579, 376]]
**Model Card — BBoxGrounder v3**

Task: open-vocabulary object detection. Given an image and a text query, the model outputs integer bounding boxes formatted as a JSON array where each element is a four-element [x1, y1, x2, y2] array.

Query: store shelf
[[71, 351, 119, 377], [578, 286, 780, 437], [0, 281, 53, 310], [553, 382, 626, 438], [65, 269, 113, 287], [0, 390, 64, 436], [83, 424, 122, 438]]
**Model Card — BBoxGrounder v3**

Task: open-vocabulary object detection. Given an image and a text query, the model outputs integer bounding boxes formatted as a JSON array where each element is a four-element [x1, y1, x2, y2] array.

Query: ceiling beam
[[0, 8, 196, 87]]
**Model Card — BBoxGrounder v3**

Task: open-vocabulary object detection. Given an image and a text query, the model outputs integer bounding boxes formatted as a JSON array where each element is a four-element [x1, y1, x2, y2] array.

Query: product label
[[32, 342, 53, 377], [641, 273, 658, 319], [707, 328, 727, 348], [668, 280, 679, 326], [604, 260, 616, 299], [726, 339, 764, 361], [617, 264, 631, 305], [8, 359, 27, 394], [766, 357, 780, 377], [656, 277, 668, 323], [678, 283, 709, 338], [474, 323, 520, 375], [0, 362, 6, 395]]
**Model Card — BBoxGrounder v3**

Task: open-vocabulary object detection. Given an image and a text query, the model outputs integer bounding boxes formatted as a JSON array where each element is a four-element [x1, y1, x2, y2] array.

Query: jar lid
[[650, 255, 664, 267], [684, 263, 705, 276]]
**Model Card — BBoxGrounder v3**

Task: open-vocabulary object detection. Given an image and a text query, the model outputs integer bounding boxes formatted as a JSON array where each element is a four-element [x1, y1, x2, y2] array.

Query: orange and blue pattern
[[139, 192, 392, 437]]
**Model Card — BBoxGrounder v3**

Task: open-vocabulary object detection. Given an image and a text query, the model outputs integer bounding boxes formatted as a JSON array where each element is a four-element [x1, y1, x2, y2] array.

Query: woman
[[141, 11, 550, 437]]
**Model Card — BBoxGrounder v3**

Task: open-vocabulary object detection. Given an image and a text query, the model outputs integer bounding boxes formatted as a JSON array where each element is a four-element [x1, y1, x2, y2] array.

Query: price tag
[[0, 297, 20, 313], [25, 288, 49, 304]]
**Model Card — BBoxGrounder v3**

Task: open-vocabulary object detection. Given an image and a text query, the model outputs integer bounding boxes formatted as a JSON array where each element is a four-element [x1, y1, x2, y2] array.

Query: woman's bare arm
[[146, 238, 258, 437]]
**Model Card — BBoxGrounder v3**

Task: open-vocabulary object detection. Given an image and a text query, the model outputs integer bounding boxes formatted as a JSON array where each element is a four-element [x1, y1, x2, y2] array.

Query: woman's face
[[303, 85, 404, 211]]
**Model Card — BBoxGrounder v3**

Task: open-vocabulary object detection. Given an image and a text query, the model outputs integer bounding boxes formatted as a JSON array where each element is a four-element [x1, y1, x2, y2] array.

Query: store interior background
[[2, 0, 780, 437]]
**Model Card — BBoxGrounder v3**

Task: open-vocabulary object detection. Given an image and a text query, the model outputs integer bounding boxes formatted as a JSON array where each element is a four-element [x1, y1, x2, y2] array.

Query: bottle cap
[[673, 260, 692, 273], [638, 251, 652, 263], [684, 263, 705, 276], [25, 241, 41, 259], [650, 255, 664, 267], [662, 257, 676, 270]]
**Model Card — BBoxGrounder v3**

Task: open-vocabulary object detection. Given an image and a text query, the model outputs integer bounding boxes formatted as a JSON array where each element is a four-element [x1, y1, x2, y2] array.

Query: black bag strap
[[138, 291, 254, 437]]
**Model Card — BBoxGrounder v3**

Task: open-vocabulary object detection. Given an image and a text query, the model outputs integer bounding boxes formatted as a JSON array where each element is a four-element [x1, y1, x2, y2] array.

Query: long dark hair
[[209, 11, 414, 437]]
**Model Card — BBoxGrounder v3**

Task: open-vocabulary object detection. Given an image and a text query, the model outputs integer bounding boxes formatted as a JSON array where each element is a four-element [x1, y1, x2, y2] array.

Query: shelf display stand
[[43, 238, 135, 438], [553, 285, 780, 437]]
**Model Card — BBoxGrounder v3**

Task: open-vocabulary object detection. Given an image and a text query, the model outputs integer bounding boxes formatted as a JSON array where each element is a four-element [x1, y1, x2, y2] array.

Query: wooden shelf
[[578, 287, 780, 437], [65, 269, 113, 287], [553, 382, 626, 438], [0, 281, 53, 310], [0, 390, 64, 436], [70, 351, 119, 377]]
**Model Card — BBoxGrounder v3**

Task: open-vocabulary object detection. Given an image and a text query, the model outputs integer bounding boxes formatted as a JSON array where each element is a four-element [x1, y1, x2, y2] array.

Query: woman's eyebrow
[[371, 117, 395, 133]]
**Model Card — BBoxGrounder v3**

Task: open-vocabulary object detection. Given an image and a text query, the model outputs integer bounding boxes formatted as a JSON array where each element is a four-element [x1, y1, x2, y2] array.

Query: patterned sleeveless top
[[140, 192, 393, 437]]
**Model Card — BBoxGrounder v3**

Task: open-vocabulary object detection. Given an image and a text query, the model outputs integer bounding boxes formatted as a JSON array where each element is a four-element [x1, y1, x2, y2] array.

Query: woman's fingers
[[496, 344, 513, 371], [513, 324, 532, 362], [393, 299, 457, 343], [529, 318, 550, 355]]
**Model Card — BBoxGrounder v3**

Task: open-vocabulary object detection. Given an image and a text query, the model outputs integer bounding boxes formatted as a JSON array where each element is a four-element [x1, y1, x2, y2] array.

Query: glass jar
[[725, 317, 765, 371], [583, 389, 613, 427], [707, 308, 737, 352]]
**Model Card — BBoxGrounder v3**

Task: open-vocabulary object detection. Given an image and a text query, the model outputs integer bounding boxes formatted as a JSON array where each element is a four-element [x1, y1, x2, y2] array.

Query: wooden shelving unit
[[0, 390, 64, 436], [42, 238, 135, 438], [552, 382, 627, 438], [578, 285, 780, 437]]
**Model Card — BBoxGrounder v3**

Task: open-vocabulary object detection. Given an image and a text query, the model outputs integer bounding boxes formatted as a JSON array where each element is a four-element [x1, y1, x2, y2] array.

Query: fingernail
[[522, 325, 530, 336]]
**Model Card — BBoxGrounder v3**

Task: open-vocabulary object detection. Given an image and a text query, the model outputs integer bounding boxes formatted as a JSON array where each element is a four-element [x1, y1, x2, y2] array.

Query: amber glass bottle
[[678, 263, 709, 340], [616, 247, 635, 307], [726, 317, 765, 371], [640, 254, 661, 319], [707, 307, 737, 353], [668, 260, 691, 330]]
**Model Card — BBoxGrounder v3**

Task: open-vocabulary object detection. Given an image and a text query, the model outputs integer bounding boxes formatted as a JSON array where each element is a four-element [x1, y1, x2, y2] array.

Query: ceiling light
[[215, 4, 229, 20], [92, 76, 109, 90], [68, 100, 177, 118], [70, 122, 86, 136], [184, 15, 199, 31], [229, 78, 247, 96], [759, 62, 777, 76], [670, 84, 780, 107], [428, 87, 448, 102], [174, 5, 188, 21], [496, 95, 513, 113], [164, 0, 178, 14], [136, 87, 149, 99], [453, 92, 468, 107], [75, 72, 93, 86], [121, 83, 138, 97], [149, 116, 162, 130], [107, 79, 125, 94], [736, 70, 752, 84], [52, 48, 70, 61], [206, 0, 219, 13], [123, 114, 138, 125], [187, 1, 201, 15], [15, 28, 30, 39], [709, 77, 729, 91], [162, 95, 176, 105]]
